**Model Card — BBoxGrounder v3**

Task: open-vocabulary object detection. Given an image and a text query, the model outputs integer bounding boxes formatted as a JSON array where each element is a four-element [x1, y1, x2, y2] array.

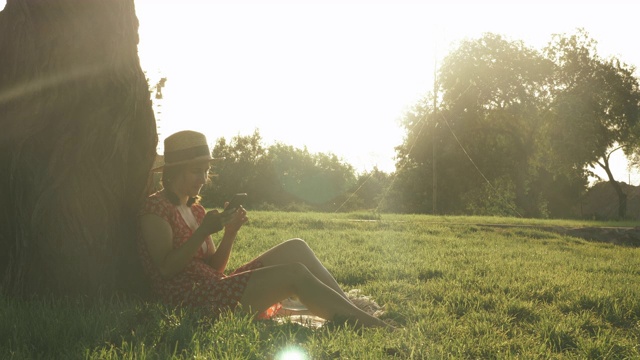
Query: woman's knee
[[283, 238, 311, 253], [259, 238, 315, 268]]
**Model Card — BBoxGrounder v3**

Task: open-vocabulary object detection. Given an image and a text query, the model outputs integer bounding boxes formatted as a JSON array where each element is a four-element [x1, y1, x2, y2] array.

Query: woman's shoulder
[[141, 190, 175, 218], [144, 190, 171, 206]]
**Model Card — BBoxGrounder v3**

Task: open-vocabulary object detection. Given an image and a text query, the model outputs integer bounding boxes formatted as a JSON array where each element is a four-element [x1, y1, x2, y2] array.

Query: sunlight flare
[[275, 346, 307, 360]]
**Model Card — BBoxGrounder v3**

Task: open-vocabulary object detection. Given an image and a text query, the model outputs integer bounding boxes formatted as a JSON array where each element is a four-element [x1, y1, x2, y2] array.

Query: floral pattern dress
[[138, 190, 280, 318]]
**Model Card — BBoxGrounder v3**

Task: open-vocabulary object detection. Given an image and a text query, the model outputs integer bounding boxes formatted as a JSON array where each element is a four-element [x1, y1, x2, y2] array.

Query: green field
[[2, 212, 640, 359]]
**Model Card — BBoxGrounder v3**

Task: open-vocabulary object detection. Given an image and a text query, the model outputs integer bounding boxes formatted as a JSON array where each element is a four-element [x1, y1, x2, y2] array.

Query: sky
[[2, 0, 640, 182], [131, 0, 640, 182]]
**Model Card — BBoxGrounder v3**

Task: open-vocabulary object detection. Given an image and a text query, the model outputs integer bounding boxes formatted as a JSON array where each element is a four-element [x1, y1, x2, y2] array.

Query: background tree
[[261, 142, 356, 211], [395, 33, 557, 216], [206, 131, 356, 212], [205, 130, 272, 208], [391, 100, 441, 213], [545, 29, 640, 219], [0, 0, 157, 296], [441, 33, 555, 217], [349, 167, 393, 211]]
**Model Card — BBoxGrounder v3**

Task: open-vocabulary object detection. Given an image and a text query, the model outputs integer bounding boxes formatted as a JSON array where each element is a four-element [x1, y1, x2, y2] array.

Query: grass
[[2, 212, 640, 359]]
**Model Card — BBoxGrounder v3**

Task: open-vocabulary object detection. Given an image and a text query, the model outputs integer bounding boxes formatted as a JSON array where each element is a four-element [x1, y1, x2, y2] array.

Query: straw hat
[[152, 130, 220, 172]]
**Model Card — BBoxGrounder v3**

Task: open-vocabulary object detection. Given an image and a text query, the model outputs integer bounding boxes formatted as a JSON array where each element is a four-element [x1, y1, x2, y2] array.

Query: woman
[[138, 130, 391, 329]]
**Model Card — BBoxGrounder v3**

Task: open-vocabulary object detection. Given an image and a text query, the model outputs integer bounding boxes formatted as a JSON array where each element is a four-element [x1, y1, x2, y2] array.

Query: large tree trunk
[[0, 0, 157, 297]]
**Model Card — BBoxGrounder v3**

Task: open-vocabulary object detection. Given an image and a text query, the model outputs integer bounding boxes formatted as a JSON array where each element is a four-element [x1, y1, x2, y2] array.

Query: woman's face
[[171, 161, 211, 199]]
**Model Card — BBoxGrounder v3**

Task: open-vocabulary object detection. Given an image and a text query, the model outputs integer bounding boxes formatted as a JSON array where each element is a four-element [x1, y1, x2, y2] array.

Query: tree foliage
[[393, 30, 636, 218], [202, 130, 358, 212], [545, 29, 640, 218], [395, 33, 557, 216], [267, 143, 357, 210]]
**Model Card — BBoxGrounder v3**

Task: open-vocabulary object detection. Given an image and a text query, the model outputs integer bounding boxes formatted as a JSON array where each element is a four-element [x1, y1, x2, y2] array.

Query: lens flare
[[275, 346, 307, 360]]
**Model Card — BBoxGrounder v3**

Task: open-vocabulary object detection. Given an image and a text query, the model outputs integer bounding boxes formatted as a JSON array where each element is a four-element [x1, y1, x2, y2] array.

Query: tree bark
[[600, 156, 627, 219], [0, 0, 157, 297]]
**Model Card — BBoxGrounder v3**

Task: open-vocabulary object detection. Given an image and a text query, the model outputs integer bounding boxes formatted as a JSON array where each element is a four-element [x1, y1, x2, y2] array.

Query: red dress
[[138, 190, 280, 318]]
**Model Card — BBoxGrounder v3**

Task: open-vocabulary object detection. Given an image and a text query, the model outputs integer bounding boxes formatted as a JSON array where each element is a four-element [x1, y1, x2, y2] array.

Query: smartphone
[[223, 193, 247, 214]]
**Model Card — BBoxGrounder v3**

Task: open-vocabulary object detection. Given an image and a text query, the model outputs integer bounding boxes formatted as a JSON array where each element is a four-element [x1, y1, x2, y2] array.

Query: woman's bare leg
[[239, 262, 390, 329], [254, 239, 349, 300]]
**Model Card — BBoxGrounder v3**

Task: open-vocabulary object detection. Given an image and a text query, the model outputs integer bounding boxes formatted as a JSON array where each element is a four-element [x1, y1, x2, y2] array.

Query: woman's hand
[[207, 205, 248, 273], [224, 205, 248, 234], [200, 210, 225, 234]]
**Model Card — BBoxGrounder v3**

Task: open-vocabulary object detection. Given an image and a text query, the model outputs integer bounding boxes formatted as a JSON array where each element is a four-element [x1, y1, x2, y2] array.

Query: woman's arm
[[141, 213, 222, 278], [207, 207, 248, 273]]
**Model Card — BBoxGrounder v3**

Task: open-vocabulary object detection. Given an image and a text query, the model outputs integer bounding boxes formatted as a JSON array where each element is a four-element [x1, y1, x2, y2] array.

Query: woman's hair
[[161, 164, 201, 207]]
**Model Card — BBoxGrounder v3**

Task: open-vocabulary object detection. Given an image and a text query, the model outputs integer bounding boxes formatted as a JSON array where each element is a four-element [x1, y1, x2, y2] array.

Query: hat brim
[[151, 155, 223, 172]]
